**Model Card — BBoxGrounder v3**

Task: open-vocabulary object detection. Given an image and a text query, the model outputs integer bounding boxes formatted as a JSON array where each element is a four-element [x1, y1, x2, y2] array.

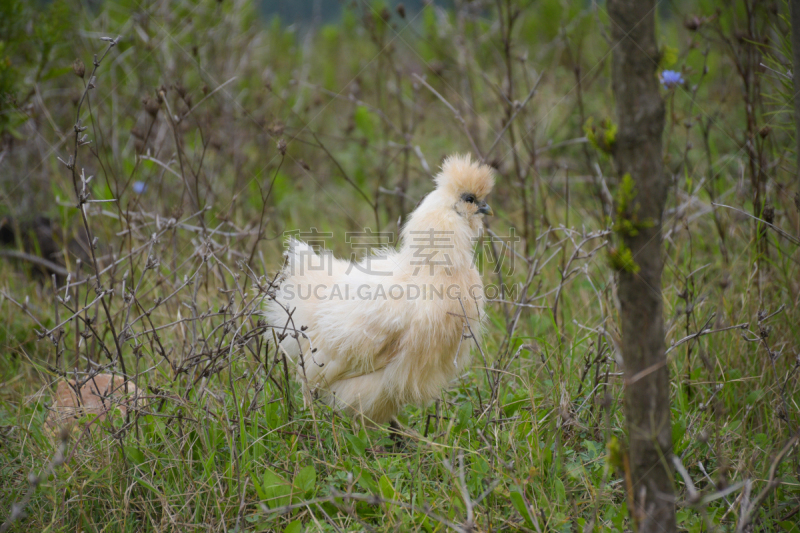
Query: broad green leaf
[[125, 446, 145, 466], [379, 474, 396, 500], [357, 470, 377, 493], [284, 520, 303, 533], [251, 472, 266, 500], [262, 468, 292, 509], [294, 465, 316, 495], [510, 491, 534, 528], [345, 433, 367, 457], [456, 402, 472, 428]]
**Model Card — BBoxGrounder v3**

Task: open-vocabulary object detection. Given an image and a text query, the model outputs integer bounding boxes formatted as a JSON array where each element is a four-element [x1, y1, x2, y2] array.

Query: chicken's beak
[[478, 202, 493, 216]]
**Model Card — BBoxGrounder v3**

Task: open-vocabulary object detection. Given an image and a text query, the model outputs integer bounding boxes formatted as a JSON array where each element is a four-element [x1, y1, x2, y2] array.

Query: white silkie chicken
[[266, 154, 494, 424]]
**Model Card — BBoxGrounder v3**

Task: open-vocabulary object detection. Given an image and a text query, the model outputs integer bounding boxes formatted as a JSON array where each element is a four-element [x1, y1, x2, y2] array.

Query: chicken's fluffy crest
[[435, 153, 495, 200]]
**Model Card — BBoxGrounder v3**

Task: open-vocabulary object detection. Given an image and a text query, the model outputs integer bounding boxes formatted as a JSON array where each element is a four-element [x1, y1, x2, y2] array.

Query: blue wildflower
[[132, 181, 147, 194], [661, 70, 684, 89]]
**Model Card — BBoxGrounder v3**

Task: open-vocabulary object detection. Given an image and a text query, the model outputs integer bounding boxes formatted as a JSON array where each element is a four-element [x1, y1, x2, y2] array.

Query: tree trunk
[[791, 0, 800, 192], [607, 1, 676, 531]]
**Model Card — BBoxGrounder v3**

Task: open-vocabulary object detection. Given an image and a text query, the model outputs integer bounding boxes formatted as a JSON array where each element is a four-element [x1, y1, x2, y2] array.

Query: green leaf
[[554, 477, 566, 502], [251, 472, 266, 500], [672, 419, 687, 452], [125, 446, 145, 466], [379, 474, 396, 500], [660, 45, 679, 68], [132, 473, 159, 494], [345, 433, 367, 457], [456, 402, 472, 428], [203, 451, 216, 480], [608, 245, 640, 274], [357, 469, 377, 493], [510, 490, 534, 528], [262, 468, 292, 509], [283, 520, 303, 533], [293, 465, 316, 495], [611, 500, 628, 529], [353, 105, 375, 137]]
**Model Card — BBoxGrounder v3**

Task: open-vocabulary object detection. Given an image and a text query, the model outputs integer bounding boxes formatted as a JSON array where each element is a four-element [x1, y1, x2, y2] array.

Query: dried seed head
[[684, 16, 702, 31], [297, 159, 310, 171], [143, 95, 161, 117], [146, 254, 160, 270], [269, 121, 285, 136], [174, 82, 187, 100], [73, 58, 86, 79], [763, 203, 774, 224], [277, 138, 287, 155], [396, 3, 405, 18]]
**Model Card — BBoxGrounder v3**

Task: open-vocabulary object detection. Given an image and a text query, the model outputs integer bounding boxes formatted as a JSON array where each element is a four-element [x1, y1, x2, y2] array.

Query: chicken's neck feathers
[[398, 192, 480, 273]]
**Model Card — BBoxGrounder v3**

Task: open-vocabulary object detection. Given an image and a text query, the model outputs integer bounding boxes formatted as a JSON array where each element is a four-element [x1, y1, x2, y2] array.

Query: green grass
[[1, 0, 799, 531]]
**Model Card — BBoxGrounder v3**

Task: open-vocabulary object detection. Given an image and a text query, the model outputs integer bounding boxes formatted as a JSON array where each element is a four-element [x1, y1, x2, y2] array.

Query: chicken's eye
[[462, 193, 476, 204]]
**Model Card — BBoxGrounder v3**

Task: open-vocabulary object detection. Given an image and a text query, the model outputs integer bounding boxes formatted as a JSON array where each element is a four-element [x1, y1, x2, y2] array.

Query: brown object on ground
[[608, 0, 677, 530], [47, 374, 143, 432]]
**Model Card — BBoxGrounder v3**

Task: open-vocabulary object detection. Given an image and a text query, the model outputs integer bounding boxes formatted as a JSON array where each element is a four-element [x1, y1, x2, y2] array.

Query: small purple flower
[[132, 181, 147, 194], [661, 70, 684, 89]]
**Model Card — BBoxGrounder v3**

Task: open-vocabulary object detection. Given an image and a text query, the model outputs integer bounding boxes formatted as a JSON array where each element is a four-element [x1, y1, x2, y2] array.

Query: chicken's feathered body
[[265, 155, 494, 423]]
